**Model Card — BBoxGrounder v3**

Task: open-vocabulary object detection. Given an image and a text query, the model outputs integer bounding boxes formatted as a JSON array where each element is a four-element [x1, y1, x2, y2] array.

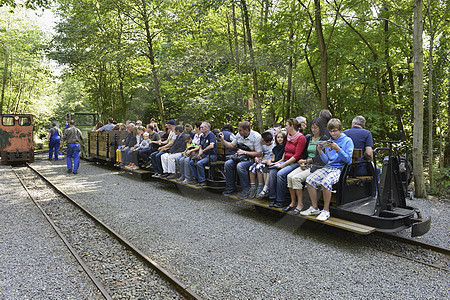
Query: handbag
[[230, 142, 252, 163]]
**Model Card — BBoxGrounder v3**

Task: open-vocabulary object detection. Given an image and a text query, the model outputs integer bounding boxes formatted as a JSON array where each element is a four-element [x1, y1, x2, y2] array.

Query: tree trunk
[[338, 11, 387, 138], [0, 48, 8, 114], [241, 0, 263, 131], [427, 0, 434, 187], [226, 11, 235, 64], [232, 0, 240, 74], [412, 0, 427, 198], [141, 0, 165, 124], [314, 0, 328, 109], [383, 6, 406, 141], [286, 25, 294, 121]]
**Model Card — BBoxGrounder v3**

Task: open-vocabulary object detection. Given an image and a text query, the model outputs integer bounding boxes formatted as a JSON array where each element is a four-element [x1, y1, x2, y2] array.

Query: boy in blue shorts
[[301, 118, 354, 221]]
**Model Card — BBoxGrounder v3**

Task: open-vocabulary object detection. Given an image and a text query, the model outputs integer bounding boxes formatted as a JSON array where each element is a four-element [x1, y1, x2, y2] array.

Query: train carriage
[[85, 129, 431, 237], [0, 114, 34, 163]]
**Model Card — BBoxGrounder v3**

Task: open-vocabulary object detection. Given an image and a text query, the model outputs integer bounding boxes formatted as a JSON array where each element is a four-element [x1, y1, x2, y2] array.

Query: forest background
[[0, 0, 448, 197]]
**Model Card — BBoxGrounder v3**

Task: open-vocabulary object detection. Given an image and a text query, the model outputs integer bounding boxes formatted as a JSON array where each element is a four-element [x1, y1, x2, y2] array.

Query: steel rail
[[372, 232, 449, 272], [26, 163, 202, 300], [375, 232, 450, 256], [11, 166, 112, 300]]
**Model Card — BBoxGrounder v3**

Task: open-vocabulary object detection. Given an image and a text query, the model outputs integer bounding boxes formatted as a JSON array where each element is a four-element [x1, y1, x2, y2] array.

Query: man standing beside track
[[62, 120, 84, 174], [47, 123, 62, 160]]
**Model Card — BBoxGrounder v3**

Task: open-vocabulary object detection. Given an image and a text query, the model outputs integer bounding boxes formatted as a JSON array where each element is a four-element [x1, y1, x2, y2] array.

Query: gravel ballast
[[0, 165, 102, 299], [30, 158, 449, 299]]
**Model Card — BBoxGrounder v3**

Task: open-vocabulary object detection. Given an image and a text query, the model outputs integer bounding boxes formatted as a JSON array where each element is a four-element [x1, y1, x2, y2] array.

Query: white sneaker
[[316, 210, 330, 221], [300, 206, 320, 216]]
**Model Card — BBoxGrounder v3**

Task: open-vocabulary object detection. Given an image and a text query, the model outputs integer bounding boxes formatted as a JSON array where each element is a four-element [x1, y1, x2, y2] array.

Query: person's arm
[[218, 132, 236, 149], [318, 143, 330, 164], [365, 146, 373, 161]]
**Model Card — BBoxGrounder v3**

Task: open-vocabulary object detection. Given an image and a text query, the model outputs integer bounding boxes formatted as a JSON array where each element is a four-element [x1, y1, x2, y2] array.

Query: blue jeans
[[177, 156, 191, 178], [138, 148, 155, 163], [269, 162, 300, 204], [224, 159, 253, 192], [49, 138, 60, 159], [151, 151, 167, 174], [66, 143, 81, 173], [189, 155, 217, 183]]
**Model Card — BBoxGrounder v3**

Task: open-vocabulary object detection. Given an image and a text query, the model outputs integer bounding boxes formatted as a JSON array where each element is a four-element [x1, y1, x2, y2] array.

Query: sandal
[[291, 207, 303, 215], [282, 205, 296, 212]]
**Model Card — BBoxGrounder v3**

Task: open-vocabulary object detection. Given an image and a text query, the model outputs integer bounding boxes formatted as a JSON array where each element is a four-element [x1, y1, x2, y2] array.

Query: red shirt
[[284, 134, 306, 161]]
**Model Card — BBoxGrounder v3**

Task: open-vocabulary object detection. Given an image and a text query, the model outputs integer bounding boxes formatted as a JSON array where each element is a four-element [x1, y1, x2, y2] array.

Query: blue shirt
[[320, 133, 354, 168], [344, 126, 374, 175], [343, 126, 374, 151], [200, 131, 217, 155]]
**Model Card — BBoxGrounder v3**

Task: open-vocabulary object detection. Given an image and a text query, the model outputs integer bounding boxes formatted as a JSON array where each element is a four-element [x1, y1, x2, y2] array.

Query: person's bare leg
[[307, 184, 319, 209], [295, 189, 304, 210], [288, 188, 296, 207], [322, 186, 331, 211]]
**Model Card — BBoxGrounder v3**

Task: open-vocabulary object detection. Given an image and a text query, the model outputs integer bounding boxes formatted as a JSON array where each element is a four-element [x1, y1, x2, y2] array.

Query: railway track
[[12, 164, 201, 300], [370, 232, 449, 272]]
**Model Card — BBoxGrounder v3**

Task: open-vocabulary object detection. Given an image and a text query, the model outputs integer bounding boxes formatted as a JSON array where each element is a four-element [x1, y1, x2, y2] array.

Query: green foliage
[[429, 167, 450, 197]]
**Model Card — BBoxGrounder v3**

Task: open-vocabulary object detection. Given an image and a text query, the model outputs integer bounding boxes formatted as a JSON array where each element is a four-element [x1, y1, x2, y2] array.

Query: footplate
[[411, 217, 431, 237]]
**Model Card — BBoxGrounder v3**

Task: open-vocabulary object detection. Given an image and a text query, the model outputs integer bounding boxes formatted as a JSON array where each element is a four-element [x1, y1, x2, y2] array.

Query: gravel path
[[0, 165, 102, 300], [14, 166, 182, 299], [31, 157, 449, 299]]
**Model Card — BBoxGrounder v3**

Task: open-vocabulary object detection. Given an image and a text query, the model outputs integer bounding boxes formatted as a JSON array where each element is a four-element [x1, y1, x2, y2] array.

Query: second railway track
[[13, 164, 201, 300]]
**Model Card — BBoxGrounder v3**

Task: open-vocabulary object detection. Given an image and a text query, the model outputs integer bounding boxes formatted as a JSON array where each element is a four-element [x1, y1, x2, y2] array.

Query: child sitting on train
[[248, 131, 275, 199], [302, 118, 354, 221], [256, 131, 286, 199], [126, 132, 151, 169]]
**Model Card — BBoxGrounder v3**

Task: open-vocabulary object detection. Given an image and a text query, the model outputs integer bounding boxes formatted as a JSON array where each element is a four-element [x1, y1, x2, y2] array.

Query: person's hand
[[328, 141, 340, 151], [237, 149, 246, 155], [254, 157, 260, 163]]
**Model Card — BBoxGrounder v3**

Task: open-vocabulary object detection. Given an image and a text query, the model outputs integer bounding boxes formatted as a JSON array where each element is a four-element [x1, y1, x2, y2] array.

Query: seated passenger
[[126, 132, 151, 169], [343, 115, 374, 176], [192, 121, 202, 145], [256, 131, 286, 199], [220, 123, 236, 155], [138, 124, 160, 168], [149, 118, 160, 133], [185, 122, 218, 187], [116, 123, 136, 167], [248, 131, 275, 198], [151, 120, 176, 177], [286, 118, 327, 214], [318, 109, 332, 138], [123, 126, 144, 167], [268, 118, 306, 208], [296, 116, 307, 132], [218, 121, 263, 198], [268, 123, 283, 137], [93, 122, 103, 131], [160, 125, 186, 177], [184, 124, 194, 137], [97, 117, 115, 132], [172, 134, 198, 181], [302, 118, 354, 221]]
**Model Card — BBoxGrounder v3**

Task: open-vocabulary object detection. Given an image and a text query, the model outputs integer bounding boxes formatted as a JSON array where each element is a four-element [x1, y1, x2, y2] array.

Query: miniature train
[[84, 130, 430, 237], [0, 114, 34, 163]]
